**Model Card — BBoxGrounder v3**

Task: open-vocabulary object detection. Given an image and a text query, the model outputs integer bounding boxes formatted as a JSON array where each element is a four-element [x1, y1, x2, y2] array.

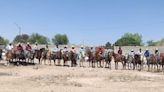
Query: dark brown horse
[[34, 48, 45, 64], [111, 51, 126, 70], [51, 50, 62, 65], [133, 54, 143, 71], [160, 53, 164, 71], [147, 54, 158, 71], [62, 51, 70, 66], [95, 51, 104, 68], [70, 51, 78, 67], [86, 50, 95, 67]]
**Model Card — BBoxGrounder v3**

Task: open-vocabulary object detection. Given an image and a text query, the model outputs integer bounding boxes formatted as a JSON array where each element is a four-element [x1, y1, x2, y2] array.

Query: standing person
[[78, 45, 85, 67]]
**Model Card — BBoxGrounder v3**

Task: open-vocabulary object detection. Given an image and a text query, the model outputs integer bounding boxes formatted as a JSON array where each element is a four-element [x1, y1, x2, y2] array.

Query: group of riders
[[0, 42, 164, 71]]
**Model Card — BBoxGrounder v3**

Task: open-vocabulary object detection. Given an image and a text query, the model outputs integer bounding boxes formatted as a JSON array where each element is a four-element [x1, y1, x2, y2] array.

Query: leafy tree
[[28, 33, 49, 44], [147, 40, 158, 46], [0, 36, 9, 45], [13, 34, 29, 44], [115, 33, 142, 46], [105, 42, 112, 49], [52, 34, 69, 45]]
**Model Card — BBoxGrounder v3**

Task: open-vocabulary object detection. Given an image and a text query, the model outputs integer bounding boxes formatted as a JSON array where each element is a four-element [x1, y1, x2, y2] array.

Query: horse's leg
[[54, 59, 56, 65], [115, 62, 116, 70]]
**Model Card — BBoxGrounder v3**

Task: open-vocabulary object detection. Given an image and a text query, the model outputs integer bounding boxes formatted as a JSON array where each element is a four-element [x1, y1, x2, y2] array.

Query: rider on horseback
[[71, 45, 77, 66], [118, 46, 122, 55], [129, 49, 135, 58], [63, 45, 69, 54], [144, 49, 150, 60], [17, 43, 24, 53], [6, 43, 13, 53], [33, 42, 39, 51], [155, 48, 160, 62], [137, 48, 144, 61], [52, 45, 60, 53], [25, 42, 32, 57], [78, 45, 85, 67]]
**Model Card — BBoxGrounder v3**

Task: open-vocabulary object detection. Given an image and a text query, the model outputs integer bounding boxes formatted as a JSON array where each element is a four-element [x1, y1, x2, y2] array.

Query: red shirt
[[118, 49, 122, 55], [26, 45, 32, 51], [17, 45, 23, 51]]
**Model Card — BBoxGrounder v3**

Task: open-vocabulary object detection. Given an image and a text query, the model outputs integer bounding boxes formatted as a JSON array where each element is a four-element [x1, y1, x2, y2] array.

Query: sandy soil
[[0, 60, 164, 92]]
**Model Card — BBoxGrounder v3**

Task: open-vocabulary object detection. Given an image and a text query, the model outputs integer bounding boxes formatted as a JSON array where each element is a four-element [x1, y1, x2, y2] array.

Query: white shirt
[[6, 45, 13, 51]]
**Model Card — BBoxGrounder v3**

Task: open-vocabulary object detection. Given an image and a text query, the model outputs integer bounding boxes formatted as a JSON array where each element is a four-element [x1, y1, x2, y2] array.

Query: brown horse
[[34, 49, 44, 64], [160, 53, 164, 71], [70, 51, 78, 67], [111, 51, 126, 70], [52, 50, 62, 66], [147, 54, 158, 71], [86, 50, 95, 68], [95, 51, 104, 68], [62, 51, 70, 66], [133, 54, 144, 71]]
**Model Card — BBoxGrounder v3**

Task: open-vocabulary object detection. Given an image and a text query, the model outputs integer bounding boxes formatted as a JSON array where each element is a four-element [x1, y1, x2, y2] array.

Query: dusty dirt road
[[0, 61, 164, 92]]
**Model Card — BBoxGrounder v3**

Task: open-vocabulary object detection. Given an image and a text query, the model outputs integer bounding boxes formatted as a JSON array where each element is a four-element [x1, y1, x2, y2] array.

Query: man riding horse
[[25, 42, 33, 62], [78, 45, 86, 67], [16, 43, 26, 61], [62, 45, 69, 66], [70, 45, 77, 67], [52, 45, 62, 65]]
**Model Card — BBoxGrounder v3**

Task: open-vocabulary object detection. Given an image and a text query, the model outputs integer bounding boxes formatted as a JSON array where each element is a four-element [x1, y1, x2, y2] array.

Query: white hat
[[81, 45, 84, 48], [72, 45, 75, 48], [131, 49, 134, 51], [146, 48, 148, 50], [27, 42, 30, 44], [156, 48, 158, 50]]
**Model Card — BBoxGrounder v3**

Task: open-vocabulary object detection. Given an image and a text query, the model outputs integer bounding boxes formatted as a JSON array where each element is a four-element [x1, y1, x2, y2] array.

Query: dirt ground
[[0, 60, 164, 92]]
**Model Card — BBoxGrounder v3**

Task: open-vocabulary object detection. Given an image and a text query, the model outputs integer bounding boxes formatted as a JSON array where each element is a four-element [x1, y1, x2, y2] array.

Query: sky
[[0, 0, 164, 45]]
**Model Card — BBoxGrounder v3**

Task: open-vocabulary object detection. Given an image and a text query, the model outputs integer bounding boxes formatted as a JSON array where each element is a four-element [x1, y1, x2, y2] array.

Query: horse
[[41, 48, 52, 65], [33, 49, 44, 64], [104, 51, 112, 69], [25, 50, 35, 63], [111, 51, 126, 70], [160, 53, 164, 71], [0, 49, 2, 60], [146, 54, 159, 71], [62, 51, 70, 66], [133, 54, 144, 71], [95, 51, 104, 68], [51, 49, 62, 66], [87, 50, 95, 68], [70, 51, 78, 67], [125, 54, 134, 70]]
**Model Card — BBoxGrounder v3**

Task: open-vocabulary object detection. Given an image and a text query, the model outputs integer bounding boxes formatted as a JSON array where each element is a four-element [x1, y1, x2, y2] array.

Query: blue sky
[[0, 0, 164, 45]]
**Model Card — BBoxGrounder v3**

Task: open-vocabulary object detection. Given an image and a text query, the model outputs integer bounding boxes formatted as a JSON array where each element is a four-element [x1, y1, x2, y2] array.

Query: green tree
[[13, 34, 29, 44], [0, 36, 9, 45], [115, 33, 142, 46], [147, 40, 158, 46], [52, 34, 69, 45], [28, 33, 49, 44], [105, 42, 112, 49]]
